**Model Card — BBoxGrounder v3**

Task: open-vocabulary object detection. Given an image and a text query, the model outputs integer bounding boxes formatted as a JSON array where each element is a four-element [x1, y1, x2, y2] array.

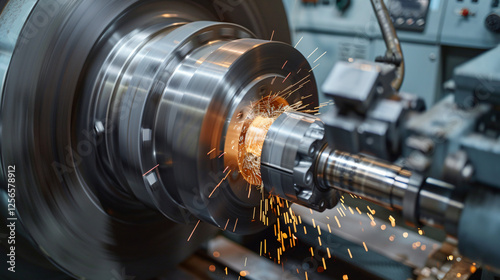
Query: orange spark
[[233, 218, 239, 232], [142, 164, 159, 177], [187, 220, 201, 242], [209, 169, 231, 198]]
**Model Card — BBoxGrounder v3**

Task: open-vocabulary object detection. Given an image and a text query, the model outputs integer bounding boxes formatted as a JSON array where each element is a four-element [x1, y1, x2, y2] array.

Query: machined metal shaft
[[315, 146, 463, 235], [316, 147, 412, 210]]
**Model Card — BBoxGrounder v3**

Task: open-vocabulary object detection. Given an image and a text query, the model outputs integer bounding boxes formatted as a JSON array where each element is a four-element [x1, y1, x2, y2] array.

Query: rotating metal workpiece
[[0, 0, 319, 279], [84, 20, 317, 232]]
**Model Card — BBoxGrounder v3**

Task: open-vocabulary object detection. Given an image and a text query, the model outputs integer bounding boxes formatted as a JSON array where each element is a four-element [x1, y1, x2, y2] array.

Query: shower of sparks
[[142, 164, 159, 177], [195, 43, 334, 273], [279, 77, 313, 102], [255, 195, 303, 264], [187, 220, 201, 242], [237, 73, 315, 186], [209, 169, 231, 198]]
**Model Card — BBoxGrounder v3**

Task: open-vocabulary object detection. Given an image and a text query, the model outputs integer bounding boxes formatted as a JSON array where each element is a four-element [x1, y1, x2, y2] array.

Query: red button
[[461, 8, 470, 17]]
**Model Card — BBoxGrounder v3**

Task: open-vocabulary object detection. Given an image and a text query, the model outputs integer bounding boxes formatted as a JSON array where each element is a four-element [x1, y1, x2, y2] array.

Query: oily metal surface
[[0, 0, 290, 279]]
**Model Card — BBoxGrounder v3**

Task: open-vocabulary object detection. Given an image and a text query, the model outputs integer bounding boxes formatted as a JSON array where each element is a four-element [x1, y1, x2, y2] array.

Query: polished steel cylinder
[[315, 147, 463, 232], [316, 147, 413, 210]]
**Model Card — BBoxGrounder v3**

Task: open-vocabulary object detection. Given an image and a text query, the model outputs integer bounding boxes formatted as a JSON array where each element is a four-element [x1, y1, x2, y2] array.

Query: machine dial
[[485, 13, 500, 33]]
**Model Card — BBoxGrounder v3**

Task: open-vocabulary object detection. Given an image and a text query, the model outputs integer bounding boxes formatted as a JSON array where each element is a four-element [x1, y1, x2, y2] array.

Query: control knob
[[485, 13, 500, 33]]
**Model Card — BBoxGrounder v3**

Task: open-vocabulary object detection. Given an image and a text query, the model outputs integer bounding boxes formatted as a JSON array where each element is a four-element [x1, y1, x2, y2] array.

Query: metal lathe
[[1, 0, 500, 279]]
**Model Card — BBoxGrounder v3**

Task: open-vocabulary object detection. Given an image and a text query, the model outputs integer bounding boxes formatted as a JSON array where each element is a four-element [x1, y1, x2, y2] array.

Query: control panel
[[388, 0, 430, 32], [284, 0, 500, 106], [440, 0, 500, 48]]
